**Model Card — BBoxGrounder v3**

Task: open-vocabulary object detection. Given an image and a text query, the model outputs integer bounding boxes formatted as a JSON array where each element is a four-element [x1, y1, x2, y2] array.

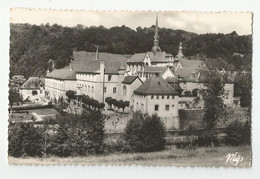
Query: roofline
[[134, 91, 179, 95], [122, 76, 143, 84], [45, 76, 76, 81]]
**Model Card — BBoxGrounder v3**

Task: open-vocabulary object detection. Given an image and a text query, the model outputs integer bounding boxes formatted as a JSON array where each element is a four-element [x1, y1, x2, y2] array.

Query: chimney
[[70, 59, 73, 71], [100, 60, 105, 103], [96, 45, 99, 60]]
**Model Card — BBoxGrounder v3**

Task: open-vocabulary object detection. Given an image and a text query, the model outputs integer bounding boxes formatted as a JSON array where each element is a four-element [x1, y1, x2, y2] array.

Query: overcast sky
[[10, 9, 252, 35]]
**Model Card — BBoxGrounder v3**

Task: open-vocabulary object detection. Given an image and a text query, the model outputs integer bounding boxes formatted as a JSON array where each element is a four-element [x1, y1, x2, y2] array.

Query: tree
[[99, 103, 105, 111], [49, 110, 105, 156], [105, 97, 113, 109], [9, 89, 22, 111], [201, 70, 225, 147], [124, 111, 166, 152], [65, 90, 76, 103], [8, 123, 44, 157], [9, 75, 26, 89]]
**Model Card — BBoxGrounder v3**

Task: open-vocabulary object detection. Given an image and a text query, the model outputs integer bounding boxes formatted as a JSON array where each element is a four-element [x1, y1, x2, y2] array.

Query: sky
[[10, 8, 252, 35]]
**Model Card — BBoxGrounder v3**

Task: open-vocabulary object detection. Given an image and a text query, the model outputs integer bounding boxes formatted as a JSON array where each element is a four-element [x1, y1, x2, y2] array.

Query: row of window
[[104, 87, 117, 94], [46, 81, 63, 89], [136, 103, 174, 112], [151, 95, 175, 100]]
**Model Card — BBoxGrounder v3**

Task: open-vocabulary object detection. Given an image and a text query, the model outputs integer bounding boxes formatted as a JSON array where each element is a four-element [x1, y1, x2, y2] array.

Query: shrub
[[225, 120, 251, 146], [48, 110, 105, 156], [124, 111, 166, 152], [8, 123, 44, 157]]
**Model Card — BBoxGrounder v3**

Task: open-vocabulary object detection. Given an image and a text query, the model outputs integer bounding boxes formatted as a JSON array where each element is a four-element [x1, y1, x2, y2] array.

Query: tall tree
[[201, 70, 225, 147]]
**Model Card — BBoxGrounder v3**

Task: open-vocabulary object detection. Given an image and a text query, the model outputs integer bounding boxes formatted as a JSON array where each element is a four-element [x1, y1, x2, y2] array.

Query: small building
[[133, 76, 180, 129], [121, 76, 143, 109], [20, 77, 45, 102]]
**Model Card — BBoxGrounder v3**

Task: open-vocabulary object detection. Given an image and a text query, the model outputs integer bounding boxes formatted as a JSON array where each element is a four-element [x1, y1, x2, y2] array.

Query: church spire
[[96, 45, 99, 60], [152, 14, 161, 55], [176, 42, 184, 60]]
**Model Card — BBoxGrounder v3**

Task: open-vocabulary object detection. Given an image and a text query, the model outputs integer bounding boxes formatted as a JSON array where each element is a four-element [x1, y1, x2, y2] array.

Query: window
[[167, 95, 170, 99], [151, 95, 154, 99], [162, 95, 164, 99], [113, 87, 117, 94], [157, 95, 159, 99], [172, 95, 175, 99], [172, 104, 174, 108], [108, 75, 112, 81], [104, 87, 107, 93], [123, 85, 127, 96], [136, 102, 139, 109], [92, 86, 94, 93], [154, 105, 159, 111], [165, 105, 169, 111]]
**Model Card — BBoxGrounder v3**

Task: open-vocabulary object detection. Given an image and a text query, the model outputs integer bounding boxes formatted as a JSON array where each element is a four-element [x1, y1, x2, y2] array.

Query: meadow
[[9, 145, 251, 167]]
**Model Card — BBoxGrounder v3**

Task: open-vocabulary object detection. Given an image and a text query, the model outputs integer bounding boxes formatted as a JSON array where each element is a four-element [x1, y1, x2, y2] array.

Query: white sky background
[[10, 9, 252, 35]]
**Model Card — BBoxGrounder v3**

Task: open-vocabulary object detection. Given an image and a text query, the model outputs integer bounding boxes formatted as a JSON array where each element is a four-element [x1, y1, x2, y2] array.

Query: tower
[[152, 14, 161, 55], [176, 42, 184, 60]]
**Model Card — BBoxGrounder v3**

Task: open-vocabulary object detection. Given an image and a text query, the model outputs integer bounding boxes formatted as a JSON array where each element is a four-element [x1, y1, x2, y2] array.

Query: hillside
[[9, 23, 252, 78]]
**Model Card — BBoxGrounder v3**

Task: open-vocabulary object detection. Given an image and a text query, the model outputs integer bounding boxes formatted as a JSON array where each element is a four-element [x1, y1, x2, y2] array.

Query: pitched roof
[[134, 76, 179, 95], [152, 52, 168, 62], [181, 73, 200, 82], [72, 51, 127, 74], [127, 53, 147, 63], [20, 77, 44, 89], [45, 67, 76, 80], [128, 51, 173, 64], [122, 76, 142, 84], [174, 68, 199, 78], [179, 59, 204, 69], [140, 66, 169, 73]]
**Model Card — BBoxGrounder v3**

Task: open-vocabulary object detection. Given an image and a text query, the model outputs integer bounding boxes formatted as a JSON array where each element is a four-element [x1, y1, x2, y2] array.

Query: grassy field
[[8, 145, 251, 167]]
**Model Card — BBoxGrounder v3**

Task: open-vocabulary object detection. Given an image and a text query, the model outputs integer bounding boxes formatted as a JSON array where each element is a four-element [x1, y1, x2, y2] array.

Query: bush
[[124, 111, 166, 152], [8, 123, 44, 157], [225, 120, 251, 146], [48, 110, 105, 157]]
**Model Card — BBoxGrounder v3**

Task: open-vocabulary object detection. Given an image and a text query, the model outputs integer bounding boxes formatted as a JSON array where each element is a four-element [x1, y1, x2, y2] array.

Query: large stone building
[[45, 65, 77, 100], [133, 76, 180, 129]]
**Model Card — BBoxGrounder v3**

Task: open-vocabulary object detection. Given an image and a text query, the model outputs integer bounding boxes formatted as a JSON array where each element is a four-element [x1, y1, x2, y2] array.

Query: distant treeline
[[10, 23, 252, 78]]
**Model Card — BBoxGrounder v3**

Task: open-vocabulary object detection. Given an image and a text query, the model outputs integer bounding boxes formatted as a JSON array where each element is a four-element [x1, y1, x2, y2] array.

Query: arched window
[[123, 85, 127, 96]]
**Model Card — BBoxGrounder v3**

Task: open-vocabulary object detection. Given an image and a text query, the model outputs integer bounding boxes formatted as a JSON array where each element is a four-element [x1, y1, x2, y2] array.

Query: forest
[[10, 23, 252, 78]]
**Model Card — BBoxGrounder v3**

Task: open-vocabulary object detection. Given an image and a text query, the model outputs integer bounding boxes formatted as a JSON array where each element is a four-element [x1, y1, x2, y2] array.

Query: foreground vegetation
[[9, 145, 252, 167]]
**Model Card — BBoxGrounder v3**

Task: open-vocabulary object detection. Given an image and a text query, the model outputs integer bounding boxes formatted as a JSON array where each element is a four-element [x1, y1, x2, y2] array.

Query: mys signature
[[225, 152, 244, 166]]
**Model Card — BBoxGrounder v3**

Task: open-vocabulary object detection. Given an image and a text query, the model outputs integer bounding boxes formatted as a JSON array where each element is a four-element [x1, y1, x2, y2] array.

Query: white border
[[1, 0, 260, 179]]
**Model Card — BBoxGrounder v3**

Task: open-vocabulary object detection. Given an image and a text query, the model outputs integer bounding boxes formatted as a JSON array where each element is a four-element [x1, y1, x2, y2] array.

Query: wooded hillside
[[10, 23, 252, 78]]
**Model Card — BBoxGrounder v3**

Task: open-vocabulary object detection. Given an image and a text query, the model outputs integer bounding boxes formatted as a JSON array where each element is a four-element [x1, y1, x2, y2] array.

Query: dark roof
[[166, 76, 178, 83], [181, 73, 200, 82], [179, 59, 204, 69], [152, 52, 170, 62], [128, 51, 173, 64], [72, 51, 127, 74], [139, 66, 169, 73], [128, 53, 147, 63], [45, 67, 76, 80], [134, 77, 179, 95], [20, 77, 44, 89], [122, 76, 141, 84], [174, 68, 199, 78]]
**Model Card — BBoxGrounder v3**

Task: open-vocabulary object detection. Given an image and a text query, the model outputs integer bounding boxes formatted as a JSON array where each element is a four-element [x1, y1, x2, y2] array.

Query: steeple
[[96, 45, 99, 60], [176, 42, 184, 60], [152, 14, 161, 55]]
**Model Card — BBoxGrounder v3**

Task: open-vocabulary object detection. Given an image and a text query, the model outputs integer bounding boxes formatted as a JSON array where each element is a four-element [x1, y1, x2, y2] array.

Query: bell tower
[[152, 14, 161, 55]]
